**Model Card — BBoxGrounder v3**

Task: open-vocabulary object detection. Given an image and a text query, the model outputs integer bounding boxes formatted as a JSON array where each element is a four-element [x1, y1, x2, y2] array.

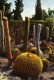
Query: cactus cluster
[[46, 44, 53, 54]]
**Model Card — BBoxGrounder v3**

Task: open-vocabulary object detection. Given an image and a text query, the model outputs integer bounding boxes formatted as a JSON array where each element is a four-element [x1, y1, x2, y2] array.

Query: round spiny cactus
[[42, 58, 49, 72], [46, 44, 53, 54], [13, 52, 43, 78], [30, 47, 43, 58]]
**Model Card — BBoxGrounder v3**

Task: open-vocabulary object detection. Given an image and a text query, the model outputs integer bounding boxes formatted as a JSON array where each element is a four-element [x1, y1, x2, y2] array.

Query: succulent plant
[[23, 17, 30, 52], [3, 17, 12, 65], [13, 52, 43, 79], [46, 27, 49, 41], [46, 44, 53, 54], [42, 58, 49, 72], [30, 47, 43, 59]]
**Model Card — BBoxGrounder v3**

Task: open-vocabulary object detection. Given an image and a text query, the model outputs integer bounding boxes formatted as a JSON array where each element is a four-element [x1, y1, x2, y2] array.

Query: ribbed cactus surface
[[13, 52, 43, 78]]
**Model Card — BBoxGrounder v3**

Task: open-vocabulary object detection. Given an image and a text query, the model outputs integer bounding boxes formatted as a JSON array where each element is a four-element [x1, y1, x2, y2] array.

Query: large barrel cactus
[[13, 52, 43, 78]]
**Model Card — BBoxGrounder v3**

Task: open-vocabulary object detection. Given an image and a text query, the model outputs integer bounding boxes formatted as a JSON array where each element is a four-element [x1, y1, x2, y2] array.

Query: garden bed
[[0, 44, 54, 80]]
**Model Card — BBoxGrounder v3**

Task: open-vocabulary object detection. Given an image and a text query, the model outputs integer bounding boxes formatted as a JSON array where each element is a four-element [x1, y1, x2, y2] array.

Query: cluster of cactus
[[13, 17, 44, 79], [30, 47, 50, 72], [13, 52, 43, 78], [40, 41, 54, 54], [2, 15, 50, 78], [46, 43, 54, 54]]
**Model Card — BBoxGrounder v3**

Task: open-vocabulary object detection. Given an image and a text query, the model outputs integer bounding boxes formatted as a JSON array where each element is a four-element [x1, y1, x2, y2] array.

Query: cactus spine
[[23, 17, 30, 51], [0, 10, 5, 53], [3, 17, 12, 65]]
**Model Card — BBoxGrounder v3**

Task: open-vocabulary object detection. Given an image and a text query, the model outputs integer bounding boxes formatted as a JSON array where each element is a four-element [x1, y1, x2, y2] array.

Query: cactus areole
[[13, 52, 43, 78]]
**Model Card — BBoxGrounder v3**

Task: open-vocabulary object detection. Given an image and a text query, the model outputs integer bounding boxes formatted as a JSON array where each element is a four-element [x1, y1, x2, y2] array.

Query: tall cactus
[[2, 6, 5, 18], [23, 17, 30, 51], [46, 27, 49, 41], [3, 17, 12, 65], [33, 24, 36, 47], [36, 24, 42, 57], [0, 10, 5, 54]]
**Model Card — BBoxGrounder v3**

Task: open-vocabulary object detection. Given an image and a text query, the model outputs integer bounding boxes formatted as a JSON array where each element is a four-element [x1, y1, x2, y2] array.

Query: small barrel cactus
[[42, 58, 49, 72], [46, 44, 53, 54], [13, 52, 43, 79], [30, 47, 43, 59]]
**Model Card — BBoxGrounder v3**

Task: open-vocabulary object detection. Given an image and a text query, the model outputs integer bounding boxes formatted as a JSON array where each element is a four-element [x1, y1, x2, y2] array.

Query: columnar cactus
[[0, 10, 5, 54], [2, 6, 5, 18], [23, 17, 30, 51], [3, 17, 12, 65], [46, 27, 49, 41], [33, 24, 36, 47], [36, 23, 42, 57]]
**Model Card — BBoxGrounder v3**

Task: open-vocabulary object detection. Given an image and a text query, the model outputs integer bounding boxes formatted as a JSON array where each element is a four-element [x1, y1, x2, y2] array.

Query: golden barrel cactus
[[42, 58, 49, 72], [30, 47, 43, 58], [13, 52, 43, 78]]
